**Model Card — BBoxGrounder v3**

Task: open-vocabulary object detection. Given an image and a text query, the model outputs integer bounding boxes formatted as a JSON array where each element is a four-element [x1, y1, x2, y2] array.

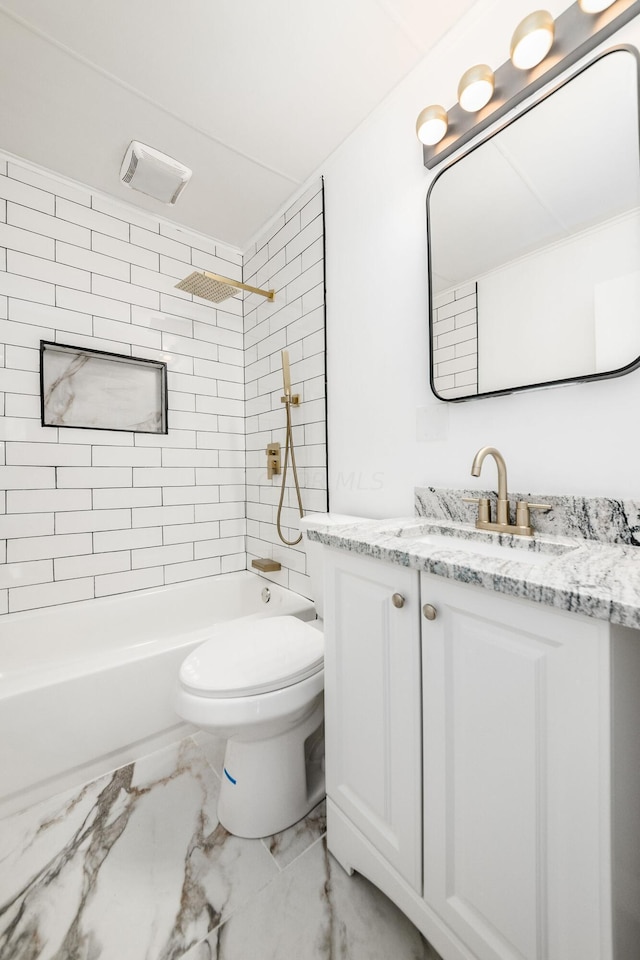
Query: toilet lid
[[178, 615, 324, 698]]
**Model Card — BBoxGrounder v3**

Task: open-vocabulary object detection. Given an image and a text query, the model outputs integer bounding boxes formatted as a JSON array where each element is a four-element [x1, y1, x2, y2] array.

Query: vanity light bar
[[421, 0, 640, 169]]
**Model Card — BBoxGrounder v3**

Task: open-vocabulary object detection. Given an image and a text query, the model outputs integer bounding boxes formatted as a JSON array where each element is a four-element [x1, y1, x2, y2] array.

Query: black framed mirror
[[427, 46, 640, 401]]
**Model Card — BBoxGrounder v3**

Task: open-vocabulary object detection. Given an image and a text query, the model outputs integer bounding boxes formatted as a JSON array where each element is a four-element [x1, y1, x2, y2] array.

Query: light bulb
[[510, 10, 555, 70], [416, 105, 448, 146], [578, 0, 615, 11], [458, 64, 495, 112]]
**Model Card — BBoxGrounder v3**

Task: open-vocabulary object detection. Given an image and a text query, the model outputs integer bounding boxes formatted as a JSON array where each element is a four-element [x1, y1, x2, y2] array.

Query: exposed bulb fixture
[[578, 0, 615, 11], [458, 64, 495, 112], [415, 104, 448, 145], [510, 10, 555, 70], [419, 0, 638, 168]]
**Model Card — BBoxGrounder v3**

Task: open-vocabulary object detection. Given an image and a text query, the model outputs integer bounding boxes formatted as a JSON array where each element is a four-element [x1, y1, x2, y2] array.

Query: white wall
[[323, 0, 640, 515]]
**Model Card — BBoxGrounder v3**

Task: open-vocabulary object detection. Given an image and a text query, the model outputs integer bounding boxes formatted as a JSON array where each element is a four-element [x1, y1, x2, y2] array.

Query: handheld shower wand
[[276, 350, 304, 546], [282, 349, 291, 399]]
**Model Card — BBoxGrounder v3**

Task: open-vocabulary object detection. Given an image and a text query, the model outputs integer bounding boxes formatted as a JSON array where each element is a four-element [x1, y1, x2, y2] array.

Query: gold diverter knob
[[391, 593, 405, 608], [266, 442, 281, 479], [422, 604, 437, 621]]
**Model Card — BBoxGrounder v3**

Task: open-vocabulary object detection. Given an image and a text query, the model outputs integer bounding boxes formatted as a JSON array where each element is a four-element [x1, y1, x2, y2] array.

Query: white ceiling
[[0, 0, 476, 250]]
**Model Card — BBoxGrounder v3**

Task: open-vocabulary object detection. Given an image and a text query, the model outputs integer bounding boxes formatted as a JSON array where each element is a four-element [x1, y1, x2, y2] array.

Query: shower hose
[[276, 394, 304, 546]]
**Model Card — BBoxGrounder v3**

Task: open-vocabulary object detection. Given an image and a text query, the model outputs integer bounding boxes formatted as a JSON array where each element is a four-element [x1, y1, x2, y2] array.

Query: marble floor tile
[[0, 735, 440, 960], [0, 739, 278, 960], [263, 799, 327, 870], [182, 836, 441, 960]]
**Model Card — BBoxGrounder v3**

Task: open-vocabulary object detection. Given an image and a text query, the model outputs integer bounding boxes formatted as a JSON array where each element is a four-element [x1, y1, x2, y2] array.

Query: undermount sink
[[382, 523, 572, 566]]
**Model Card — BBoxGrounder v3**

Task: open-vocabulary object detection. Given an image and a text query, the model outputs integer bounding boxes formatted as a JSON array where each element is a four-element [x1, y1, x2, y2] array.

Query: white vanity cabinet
[[323, 548, 422, 891], [420, 573, 612, 960], [323, 546, 640, 960]]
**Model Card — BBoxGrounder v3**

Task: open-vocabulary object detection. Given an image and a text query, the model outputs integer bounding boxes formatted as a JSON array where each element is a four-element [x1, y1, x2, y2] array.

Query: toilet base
[[217, 693, 325, 838]]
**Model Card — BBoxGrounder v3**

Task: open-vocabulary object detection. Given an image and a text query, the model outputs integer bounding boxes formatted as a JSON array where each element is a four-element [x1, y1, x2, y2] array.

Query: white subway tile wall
[[432, 282, 478, 399], [244, 180, 327, 598], [0, 159, 327, 615], [0, 155, 248, 614]]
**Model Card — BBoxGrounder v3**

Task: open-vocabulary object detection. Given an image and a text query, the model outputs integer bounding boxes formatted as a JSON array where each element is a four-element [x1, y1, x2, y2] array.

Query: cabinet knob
[[391, 593, 405, 608], [422, 603, 437, 621]]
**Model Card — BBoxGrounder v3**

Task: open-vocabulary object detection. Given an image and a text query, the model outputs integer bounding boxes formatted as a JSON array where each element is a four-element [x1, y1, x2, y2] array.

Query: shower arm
[[199, 271, 275, 301]]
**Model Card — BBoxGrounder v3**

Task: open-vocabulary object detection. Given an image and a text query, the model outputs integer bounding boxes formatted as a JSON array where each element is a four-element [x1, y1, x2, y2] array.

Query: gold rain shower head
[[175, 270, 275, 304]]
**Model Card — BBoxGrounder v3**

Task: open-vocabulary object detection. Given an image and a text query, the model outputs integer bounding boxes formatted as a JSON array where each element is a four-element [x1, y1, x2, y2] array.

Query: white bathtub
[[0, 572, 315, 815]]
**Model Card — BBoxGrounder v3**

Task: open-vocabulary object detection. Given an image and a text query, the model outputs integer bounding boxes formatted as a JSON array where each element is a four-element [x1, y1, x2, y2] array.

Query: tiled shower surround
[[244, 180, 327, 596], [431, 283, 478, 399], [0, 156, 326, 614]]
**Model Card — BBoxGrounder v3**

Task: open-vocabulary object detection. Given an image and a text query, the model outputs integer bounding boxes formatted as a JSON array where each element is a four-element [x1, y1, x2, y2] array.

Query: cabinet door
[[324, 549, 422, 890], [421, 573, 611, 960]]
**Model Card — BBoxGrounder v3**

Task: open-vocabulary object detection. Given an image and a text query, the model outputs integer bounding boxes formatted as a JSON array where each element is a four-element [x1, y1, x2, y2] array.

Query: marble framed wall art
[[40, 341, 168, 434]]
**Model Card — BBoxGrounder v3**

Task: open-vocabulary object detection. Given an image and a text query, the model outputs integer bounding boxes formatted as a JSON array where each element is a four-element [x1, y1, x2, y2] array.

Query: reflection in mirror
[[428, 47, 640, 401]]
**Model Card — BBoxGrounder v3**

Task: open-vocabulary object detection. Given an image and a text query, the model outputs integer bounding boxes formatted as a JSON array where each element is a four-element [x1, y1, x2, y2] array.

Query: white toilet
[[174, 518, 339, 839]]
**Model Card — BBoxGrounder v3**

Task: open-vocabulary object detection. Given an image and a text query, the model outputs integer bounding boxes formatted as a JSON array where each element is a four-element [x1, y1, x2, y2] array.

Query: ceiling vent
[[119, 141, 192, 205]]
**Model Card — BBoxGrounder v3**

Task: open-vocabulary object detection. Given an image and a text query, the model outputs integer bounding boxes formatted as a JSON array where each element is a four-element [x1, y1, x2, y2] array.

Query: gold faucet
[[464, 446, 551, 537]]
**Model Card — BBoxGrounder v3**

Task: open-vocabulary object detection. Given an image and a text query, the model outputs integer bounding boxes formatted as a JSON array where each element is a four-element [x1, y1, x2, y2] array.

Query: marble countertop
[[304, 513, 640, 630]]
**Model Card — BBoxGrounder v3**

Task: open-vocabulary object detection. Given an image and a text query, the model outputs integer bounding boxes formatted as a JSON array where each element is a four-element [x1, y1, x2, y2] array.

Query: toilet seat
[[178, 615, 323, 698]]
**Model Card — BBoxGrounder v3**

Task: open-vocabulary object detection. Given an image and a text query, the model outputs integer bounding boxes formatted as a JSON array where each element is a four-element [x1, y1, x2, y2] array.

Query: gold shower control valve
[[266, 442, 281, 479]]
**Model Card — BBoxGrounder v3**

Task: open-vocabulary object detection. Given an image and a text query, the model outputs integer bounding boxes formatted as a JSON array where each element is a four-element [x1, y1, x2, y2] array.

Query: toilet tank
[[299, 514, 364, 621]]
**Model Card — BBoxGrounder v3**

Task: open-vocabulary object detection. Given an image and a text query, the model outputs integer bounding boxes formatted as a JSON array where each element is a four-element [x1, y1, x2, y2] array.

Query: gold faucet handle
[[515, 501, 552, 528], [462, 496, 491, 523]]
